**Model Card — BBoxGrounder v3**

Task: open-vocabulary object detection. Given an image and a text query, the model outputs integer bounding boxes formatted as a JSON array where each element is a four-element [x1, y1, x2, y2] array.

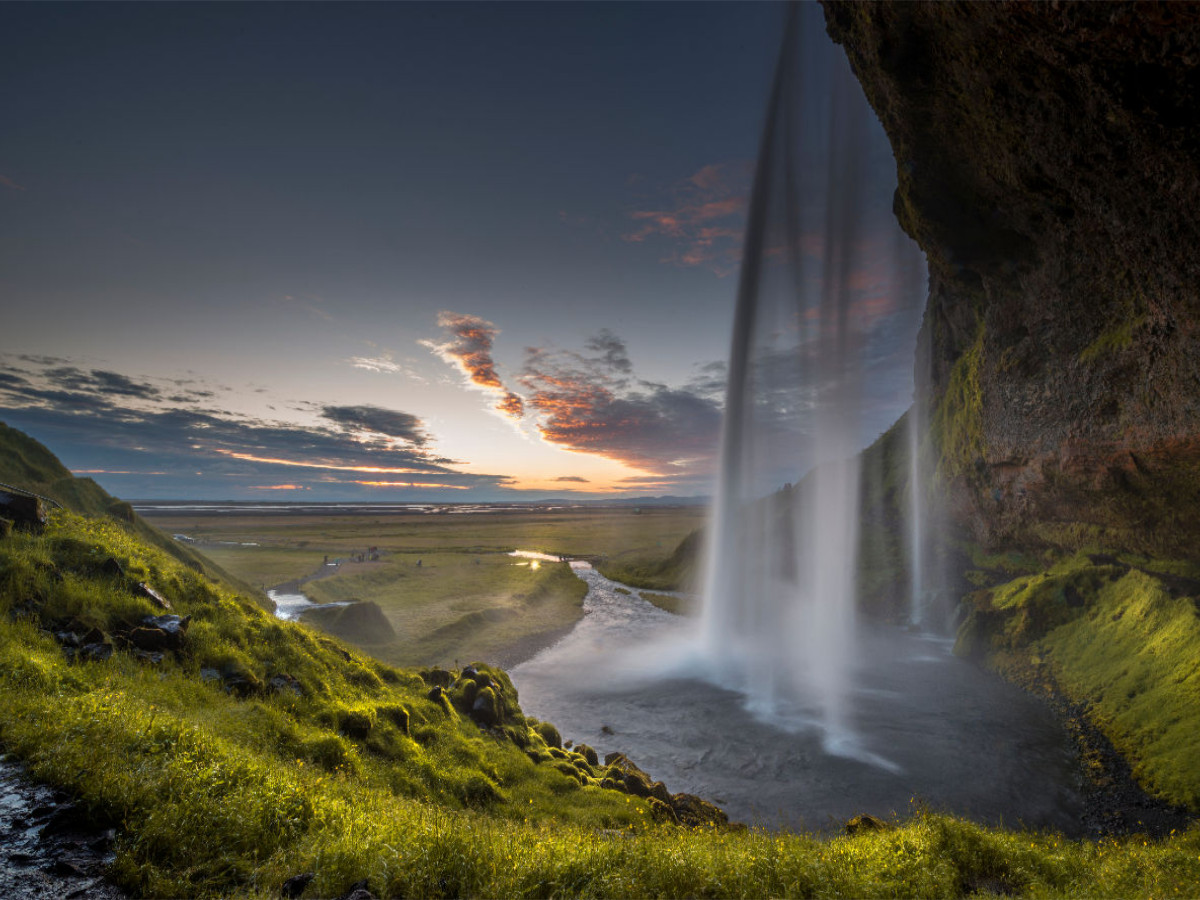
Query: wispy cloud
[[422, 311, 525, 418], [553, 475, 589, 483], [320, 405, 428, 444], [0, 354, 513, 499], [0, 174, 26, 192], [519, 331, 721, 477], [624, 162, 750, 277]]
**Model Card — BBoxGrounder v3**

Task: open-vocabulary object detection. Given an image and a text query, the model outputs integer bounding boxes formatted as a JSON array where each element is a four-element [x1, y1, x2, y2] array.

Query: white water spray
[[699, 5, 926, 751]]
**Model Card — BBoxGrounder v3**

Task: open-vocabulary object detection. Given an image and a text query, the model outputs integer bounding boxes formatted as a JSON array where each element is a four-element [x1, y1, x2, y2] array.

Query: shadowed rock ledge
[[823, 1, 1200, 555]]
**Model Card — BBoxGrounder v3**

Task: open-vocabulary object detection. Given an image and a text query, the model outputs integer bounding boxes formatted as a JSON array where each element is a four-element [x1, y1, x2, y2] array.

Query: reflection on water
[[513, 564, 1084, 833]]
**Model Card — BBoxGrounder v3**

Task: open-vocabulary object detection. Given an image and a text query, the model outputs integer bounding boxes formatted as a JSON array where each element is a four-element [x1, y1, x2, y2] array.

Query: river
[[512, 561, 1085, 834]]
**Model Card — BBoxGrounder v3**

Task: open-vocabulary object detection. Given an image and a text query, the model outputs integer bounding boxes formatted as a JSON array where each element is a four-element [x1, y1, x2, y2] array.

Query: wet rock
[[99, 558, 124, 578], [78, 642, 113, 662], [670, 793, 729, 827], [845, 813, 888, 834], [268, 673, 303, 697], [46, 859, 88, 878], [281, 872, 316, 898], [132, 649, 164, 665], [135, 614, 189, 648], [199, 667, 221, 683], [648, 781, 671, 804], [425, 685, 445, 702], [460, 664, 479, 680], [134, 582, 171, 610]]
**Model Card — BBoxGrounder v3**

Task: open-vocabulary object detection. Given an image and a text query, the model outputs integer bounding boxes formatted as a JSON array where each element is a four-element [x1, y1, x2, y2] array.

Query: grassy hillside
[[0, 420, 266, 606], [956, 549, 1200, 811], [3, 425, 1200, 897], [1, 513, 1197, 897]]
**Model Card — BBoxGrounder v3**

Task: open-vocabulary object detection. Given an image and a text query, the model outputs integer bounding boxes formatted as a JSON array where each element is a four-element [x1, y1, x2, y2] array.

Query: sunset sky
[[1, 2, 922, 501]]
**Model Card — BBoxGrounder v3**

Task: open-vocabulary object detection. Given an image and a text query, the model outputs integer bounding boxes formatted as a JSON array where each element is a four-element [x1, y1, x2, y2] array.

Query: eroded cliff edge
[[824, 2, 1200, 556]]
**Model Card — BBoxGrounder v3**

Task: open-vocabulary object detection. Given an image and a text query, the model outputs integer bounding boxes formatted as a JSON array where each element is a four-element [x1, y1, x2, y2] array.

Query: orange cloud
[[354, 480, 470, 489], [623, 162, 749, 277], [249, 483, 309, 490], [422, 311, 525, 418], [214, 450, 432, 475], [0, 174, 26, 191], [520, 334, 721, 477]]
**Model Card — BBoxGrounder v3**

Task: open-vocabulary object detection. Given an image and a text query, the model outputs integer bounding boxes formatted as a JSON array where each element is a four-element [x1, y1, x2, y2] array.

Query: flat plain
[[141, 506, 705, 667]]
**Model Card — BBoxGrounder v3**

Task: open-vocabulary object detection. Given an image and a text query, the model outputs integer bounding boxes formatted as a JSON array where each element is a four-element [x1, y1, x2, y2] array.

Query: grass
[[3, 436, 1200, 895], [144, 507, 704, 668], [303, 552, 587, 667], [956, 551, 1200, 810], [596, 528, 702, 591]]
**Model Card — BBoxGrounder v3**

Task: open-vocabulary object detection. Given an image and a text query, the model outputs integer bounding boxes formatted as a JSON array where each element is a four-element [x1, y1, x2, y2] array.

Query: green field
[[143, 508, 705, 668]]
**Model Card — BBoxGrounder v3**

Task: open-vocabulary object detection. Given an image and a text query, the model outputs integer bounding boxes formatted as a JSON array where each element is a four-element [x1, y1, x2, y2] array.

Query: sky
[[0, 2, 923, 502]]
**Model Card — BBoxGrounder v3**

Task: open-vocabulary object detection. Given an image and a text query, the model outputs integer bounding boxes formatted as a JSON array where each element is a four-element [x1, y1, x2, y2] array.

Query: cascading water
[[699, 4, 927, 750]]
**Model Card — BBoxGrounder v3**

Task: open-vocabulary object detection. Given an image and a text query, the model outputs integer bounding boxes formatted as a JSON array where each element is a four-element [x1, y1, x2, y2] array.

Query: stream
[[512, 562, 1086, 834]]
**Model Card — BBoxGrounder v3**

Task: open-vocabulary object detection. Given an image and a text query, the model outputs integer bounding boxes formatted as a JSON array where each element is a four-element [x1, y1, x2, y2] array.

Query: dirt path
[[0, 753, 126, 900]]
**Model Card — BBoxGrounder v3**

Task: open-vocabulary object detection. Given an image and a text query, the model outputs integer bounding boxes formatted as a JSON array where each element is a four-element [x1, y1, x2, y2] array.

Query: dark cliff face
[[823, 2, 1200, 555]]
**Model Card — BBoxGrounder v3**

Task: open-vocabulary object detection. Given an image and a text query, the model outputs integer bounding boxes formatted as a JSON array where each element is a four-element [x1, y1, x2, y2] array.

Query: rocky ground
[[0, 753, 125, 900], [1003, 661, 1196, 839]]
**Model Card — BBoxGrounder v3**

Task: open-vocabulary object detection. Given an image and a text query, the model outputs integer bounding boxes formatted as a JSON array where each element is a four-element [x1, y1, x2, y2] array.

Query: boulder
[[646, 796, 679, 824], [134, 582, 171, 610], [128, 614, 190, 651], [0, 490, 47, 529], [670, 793, 729, 827], [281, 872, 315, 898], [845, 813, 888, 835], [574, 742, 599, 767], [470, 686, 501, 727]]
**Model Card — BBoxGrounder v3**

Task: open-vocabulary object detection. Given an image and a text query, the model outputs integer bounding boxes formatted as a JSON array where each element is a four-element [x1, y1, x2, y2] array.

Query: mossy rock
[[470, 685, 501, 727], [338, 708, 375, 740], [425, 686, 457, 719], [551, 761, 584, 784], [670, 793, 729, 827], [449, 677, 479, 712], [375, 704, 409, 734], [573, 742, 599, 766], [535, 720, 562, 749], [845, 813, 889, 835], [459, 773, 502, 808], [647, 796, 679, 824], [301, 733, 354, 772]]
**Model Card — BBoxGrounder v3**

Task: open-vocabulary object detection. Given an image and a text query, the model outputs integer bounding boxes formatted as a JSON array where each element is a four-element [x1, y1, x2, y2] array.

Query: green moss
[[933, 320, 986, 480], [1079, 315, 1146, 363], [958, 552, 1200, 810]]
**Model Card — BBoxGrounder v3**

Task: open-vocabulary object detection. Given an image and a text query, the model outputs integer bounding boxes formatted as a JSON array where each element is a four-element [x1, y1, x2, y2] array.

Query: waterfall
[[698, 4, 926, 749]]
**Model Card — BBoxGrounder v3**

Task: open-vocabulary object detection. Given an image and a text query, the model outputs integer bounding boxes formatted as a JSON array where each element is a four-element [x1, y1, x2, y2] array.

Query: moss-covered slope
[[0, 420, 264, 603]]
